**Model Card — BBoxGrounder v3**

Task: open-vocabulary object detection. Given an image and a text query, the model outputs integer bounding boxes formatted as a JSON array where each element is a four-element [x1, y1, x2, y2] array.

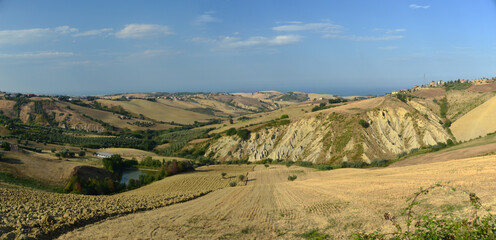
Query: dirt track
[[58, 158, 496, 239]]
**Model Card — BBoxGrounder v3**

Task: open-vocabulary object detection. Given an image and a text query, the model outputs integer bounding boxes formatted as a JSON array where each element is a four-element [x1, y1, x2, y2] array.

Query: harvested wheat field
[[59, 156, 496, 239], [0, 151, 83, 187], [97, 99, 212, 124], [0, 165, 253, 239], [451, 95, 496, 141]]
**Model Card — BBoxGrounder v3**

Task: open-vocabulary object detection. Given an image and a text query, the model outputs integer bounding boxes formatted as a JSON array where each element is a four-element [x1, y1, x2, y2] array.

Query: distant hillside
[[206, 96, 453, 163]]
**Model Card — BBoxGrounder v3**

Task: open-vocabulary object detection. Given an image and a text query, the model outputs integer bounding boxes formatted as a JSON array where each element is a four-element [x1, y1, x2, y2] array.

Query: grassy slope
[[451, 95, 496, 142], [97, 99, 213, 124], [60, 101, 173, 131]]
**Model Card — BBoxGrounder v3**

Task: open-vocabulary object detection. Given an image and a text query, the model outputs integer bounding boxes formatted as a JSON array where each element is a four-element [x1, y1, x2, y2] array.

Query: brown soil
[[468, 82, 496, 93], [410, 88, 446, 98], [390, 142, 496, 167]]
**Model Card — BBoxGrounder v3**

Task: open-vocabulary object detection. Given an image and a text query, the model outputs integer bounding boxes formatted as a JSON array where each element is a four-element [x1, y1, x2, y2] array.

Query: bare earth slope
[[60, 157, 496, 239], [451, 95, 496, 142]]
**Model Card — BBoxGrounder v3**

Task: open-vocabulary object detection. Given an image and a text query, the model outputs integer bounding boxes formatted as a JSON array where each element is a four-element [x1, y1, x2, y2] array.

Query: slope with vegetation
[[207, 96, 452, 164]]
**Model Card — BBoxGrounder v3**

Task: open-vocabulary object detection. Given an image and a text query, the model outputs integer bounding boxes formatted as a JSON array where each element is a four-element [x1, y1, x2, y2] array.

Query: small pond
[[120, 168, 159, 184]]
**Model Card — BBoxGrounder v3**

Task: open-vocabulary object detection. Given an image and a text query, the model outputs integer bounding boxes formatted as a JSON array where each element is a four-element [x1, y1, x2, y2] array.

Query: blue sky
[[0, 0, 495, 96]]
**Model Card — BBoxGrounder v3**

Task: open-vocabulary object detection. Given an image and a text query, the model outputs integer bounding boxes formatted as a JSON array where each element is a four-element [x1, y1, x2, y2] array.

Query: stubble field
[[59, 155, 496, 239]]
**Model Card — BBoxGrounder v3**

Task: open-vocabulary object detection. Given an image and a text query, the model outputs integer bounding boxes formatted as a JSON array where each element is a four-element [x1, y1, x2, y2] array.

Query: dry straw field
[[59, 155, 496, 239], [0, 165, 253, 239]]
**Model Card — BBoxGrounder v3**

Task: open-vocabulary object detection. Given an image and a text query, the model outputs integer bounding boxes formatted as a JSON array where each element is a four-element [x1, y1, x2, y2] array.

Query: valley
[[2, 79, 496, 239]]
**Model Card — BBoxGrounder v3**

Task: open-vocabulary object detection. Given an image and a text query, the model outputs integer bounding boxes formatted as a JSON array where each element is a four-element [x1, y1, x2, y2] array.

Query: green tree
[[280, 114, 289, 119], [102, 154, 125, 175], [1, 141, 11, 151], [358, 119, 370, 128], [78, 150, 86, 157], [236, 129, 251, 140], [226, 128, 237, 136]]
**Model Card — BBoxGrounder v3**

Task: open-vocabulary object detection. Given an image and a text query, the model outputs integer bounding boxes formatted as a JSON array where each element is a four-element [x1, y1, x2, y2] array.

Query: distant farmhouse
[[94, 152, 113, 158]]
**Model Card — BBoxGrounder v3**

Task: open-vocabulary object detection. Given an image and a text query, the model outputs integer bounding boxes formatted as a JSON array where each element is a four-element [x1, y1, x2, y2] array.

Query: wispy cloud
[[324, 34, 404, 41], [193, 12, 220, 26], [275, 21, 303, 24], [73, 28, 113, 37], [409, 4, 430, 9], [115, 24, 173, 39], [219, 35, 301, 48], [273, 22, 342, 34], [0, 51, 74, 58], [0, 26, 78, 45]]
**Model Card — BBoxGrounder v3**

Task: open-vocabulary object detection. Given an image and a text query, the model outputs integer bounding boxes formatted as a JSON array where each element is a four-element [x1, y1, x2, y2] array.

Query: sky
[[0, 0, 495, 96]]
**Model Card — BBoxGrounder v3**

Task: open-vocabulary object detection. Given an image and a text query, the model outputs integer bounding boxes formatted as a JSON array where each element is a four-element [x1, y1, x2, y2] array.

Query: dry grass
[[0, 165, 254, 239], [97, 99, 212, 124], [0, 151, 84, 187], [60, 102, 172, 131], [410, 88, 446, 98], [94, 147, 189, 162], [57, 156, 496, 239], [451, 95, 496, 141]]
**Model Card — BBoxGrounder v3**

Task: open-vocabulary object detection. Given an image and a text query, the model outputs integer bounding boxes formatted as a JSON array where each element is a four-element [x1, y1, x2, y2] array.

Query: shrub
[[315, 165, 333, 171], [236, 129, 251, 140], [288, 175, 297, 181], [359, 119, 370, 128], [396, 92, 408, 103], [280, 114, 289, 119], [264, 164, 269, 168], [229, 181, 237, 187], [221, 172, 227, 178], [1, 141, 11, 151], [340, 161, 368, 168], [238, 174, 245, 182], [296, 161, 313, 167], [353, 184, 496, 239], [370, 159, 390, 167], [297, 228, 331, 240], [226, 128, 237, 136], [285, 161, 294, 167], [50, 147, 56, 153], [78, 150, 86, 157]]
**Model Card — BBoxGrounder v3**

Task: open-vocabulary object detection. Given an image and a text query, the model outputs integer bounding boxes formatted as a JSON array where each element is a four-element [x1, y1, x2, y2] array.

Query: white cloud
[[275, 21, 304, 24], [387, 29, 406, 34], [273, 22, 342, 34], [0, 51, 74, 58], [219, 35, 301, 48], [379, 46, 399, 50], [409, 4, 430, 9], [324, 34, 404, 41], [193, 12, 220, 26], [115, 24, 173, 39], [54, 26, 78, 34], [0, 26, 78, 45], [73, 28, 113, 37]]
